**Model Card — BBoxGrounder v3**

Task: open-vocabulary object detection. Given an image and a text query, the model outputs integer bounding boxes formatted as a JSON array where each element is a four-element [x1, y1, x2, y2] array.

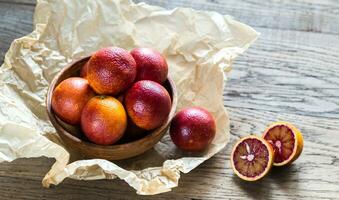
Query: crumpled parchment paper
[[0, 0, 258, 195]]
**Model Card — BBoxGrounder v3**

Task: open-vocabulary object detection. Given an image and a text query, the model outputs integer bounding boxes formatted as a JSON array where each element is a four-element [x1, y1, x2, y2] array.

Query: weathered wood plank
[[225, 27, 339, 119], [134, 0, 339, 34], [0, 1, 34, 61], [0, 0, 339, 199], [0, 108, 338, 200], [0, 0, 35, 5]]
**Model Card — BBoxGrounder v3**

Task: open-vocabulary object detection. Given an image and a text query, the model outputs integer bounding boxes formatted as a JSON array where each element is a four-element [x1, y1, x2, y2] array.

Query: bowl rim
[[46, 55, 177, 151]]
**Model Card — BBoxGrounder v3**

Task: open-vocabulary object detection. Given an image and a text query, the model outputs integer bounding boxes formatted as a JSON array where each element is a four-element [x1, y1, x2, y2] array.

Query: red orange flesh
[[231, 135, 274, 181], [263, 122, 303, 166]]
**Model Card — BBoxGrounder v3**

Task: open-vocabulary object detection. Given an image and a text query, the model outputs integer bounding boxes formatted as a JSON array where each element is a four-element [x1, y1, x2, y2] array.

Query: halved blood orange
[[231, 135, 274, 181], [263, 122, 303, 166]]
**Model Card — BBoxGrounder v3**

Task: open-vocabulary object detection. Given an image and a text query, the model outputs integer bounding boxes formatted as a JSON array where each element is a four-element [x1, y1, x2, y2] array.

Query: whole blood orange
[[231, 135, 274, 181], [51, 77, 95, 125], [124, 80, 171, 130], [263, 122, 304, 166], [81, 96, 127, 145], [87, 47, 136, 95], [130, 47, 168, 84], [170, 107, 216, 152]]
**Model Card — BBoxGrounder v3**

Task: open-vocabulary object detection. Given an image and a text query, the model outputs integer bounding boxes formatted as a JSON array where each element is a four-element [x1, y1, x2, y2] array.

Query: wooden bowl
[[46, 56, 177, 160]]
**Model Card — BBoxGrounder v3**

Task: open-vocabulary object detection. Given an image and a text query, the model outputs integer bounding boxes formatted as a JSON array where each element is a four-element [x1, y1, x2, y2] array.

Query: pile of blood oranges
[[52, 47, 172, 145], [231, 122, 304, 181], [51, 46, 217, 152]]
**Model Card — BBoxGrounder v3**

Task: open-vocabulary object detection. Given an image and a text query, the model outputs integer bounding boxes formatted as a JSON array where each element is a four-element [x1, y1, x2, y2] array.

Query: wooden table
[[0, 0, 338, 199]]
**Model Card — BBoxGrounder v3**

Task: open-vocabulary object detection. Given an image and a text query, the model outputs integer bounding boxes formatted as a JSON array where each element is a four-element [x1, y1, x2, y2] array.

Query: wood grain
[[0, 1, 34, 61], [0, 0, 339, 199]]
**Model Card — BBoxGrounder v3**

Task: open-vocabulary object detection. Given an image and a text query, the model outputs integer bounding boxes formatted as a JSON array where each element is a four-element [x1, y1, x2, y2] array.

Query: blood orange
[[81, 96, 127, 145], [231, 135, 274, 181], [263, 122, 303, 166]]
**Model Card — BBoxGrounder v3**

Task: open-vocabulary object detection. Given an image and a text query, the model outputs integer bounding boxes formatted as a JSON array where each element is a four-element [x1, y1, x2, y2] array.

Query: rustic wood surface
[[0, 0, 338, 199]]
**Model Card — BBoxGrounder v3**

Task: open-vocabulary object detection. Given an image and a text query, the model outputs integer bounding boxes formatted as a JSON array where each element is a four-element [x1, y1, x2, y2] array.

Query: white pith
[[239, 142, 255, 161]]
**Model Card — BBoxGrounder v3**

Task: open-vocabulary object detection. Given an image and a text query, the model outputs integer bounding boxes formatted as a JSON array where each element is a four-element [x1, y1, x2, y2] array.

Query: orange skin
[[124, 80, 171, 130], [170, 107, 216, 152], [80, 61, 89, 78], [51, 77, 95, 125], [130, 47, 168, 84], [87, 47, 136, 95], [81, 96, 127, 145]]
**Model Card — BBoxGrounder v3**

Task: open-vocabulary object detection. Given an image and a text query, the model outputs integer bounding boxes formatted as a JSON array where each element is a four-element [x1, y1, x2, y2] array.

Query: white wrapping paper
[[0, 0, 258, 195]]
